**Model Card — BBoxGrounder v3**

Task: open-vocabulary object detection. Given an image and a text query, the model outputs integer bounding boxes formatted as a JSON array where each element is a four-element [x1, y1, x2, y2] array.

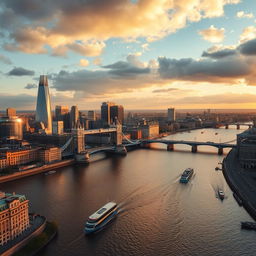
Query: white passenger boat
[[84, 202, 118, 235]]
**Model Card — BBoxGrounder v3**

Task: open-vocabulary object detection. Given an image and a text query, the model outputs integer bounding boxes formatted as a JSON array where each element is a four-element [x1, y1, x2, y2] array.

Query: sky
[[1, 0, 256, 110]]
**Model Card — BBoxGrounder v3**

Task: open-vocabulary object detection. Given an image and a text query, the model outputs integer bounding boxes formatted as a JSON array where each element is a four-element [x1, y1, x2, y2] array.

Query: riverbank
[[13, 221, 58, 256], [223, 149, 256, 221], [0, 159, 75, 184]]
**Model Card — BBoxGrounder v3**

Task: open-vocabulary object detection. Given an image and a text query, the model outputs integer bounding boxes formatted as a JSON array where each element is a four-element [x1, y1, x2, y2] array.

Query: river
[[1, 126, 256, 256]]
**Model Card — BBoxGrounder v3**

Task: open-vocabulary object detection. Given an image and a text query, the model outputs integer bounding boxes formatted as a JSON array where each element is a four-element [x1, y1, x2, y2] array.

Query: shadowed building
[[110, 105, 124, 124], [55, 105, 69, 121], [35, 75, 52, 134], [70, 106, 79, 129]]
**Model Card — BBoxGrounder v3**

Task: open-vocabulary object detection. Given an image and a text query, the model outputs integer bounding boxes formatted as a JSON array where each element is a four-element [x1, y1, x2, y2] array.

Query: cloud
[[0, 0, 240, 56], [238, 38, 256, 55], [24, 83, 37, 89], [0, 54, 12, 65], [93, 58, 102, 66], [152, 88, 180, 93], [198, 25, 225, 43], [202, 48, 237, 59], [79, 59, 89, 67], [7, 67, 35, 76], [240, 26, 256, 42], [236, 11, 254, 19]]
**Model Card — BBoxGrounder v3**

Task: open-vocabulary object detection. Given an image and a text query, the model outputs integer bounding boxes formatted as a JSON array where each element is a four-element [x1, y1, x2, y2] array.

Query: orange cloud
[[198, 25, 225, 43]]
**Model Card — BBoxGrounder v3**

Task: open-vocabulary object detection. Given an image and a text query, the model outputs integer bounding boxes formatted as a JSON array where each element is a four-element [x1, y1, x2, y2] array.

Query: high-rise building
[[52, 121, 64, 135], [55, 105, 69, 121], [6, 108, 16, 117], [0, 191, 29, 246], [70, 106, 79, 128], [110, 105, 124, 124], [88, 110, 96, 121], [35, 75, 52, 134], [101, 102, 115, 125], [167, 108, 176, 122]]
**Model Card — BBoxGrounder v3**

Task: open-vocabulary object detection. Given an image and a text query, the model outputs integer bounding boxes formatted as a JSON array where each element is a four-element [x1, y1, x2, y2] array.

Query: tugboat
[[180, 168, 194, 183], [218, 189, 225, 200], [84, 202, 118, 235]]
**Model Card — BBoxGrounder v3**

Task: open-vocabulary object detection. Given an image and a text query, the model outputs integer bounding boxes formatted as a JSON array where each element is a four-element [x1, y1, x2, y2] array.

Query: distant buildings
[[0, 191, 29, 246], [167, 108, 175, 122], [55, 105, 69, 121], [70, 106, 79, 129], [101, 102, 124, 125], [87, 110, 96, 121], [0, 108, 23, 140], [52, 121, 64, 135], [39, 147, 61, 164], [35, 75, 52, 134], [141, 121, 159, 138]]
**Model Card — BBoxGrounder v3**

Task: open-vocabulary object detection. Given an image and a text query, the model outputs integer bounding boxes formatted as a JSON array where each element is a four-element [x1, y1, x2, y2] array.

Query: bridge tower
[[72, 127, 85, 153], [112, 123, 122, 145]]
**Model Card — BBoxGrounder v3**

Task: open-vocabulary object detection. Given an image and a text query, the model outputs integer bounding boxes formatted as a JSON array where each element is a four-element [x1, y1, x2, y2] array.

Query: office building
[[39, 147, 61, 163], [88, 110, 96, 121], [55, 105, 69, 121], [167, 108, 176, 122], [110, 105, 124, 124], [35, 75, 52, 134], [52, 121, 64, 135], [6, 108, 16, 117], [70, 106, 79, 129], [0, 192, 30, 245], [0, 115, 23, 140], [101, 102, 115, 125], [141, 121, 159, 139]]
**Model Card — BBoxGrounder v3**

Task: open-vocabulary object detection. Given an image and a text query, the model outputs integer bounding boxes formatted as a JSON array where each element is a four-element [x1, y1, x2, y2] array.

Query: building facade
[[101, 102, 115, 125], [52, 121, 64, 135], [167, 108, 176, 122], [110, 105, 124, 124], [35, 75, 52, 134], [0, 192, 30, 246], [39, 147, 61, 163], [0, 116, 23, 140], [70, 106, 79, 129], [55, 105, 69, 121], [87, 110, 96, 121]]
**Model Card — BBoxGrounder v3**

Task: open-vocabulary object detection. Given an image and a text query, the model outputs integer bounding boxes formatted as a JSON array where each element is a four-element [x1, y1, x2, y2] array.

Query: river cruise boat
[[180, 168, 194, 183], [84, 202, 118, 235], [218, 189, 225, 200], [45, 170, 56, 175]]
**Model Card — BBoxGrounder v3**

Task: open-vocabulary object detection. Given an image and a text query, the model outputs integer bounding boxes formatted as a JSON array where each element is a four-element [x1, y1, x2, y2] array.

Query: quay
[[223, 149, 256, 221], [0, 159, 74, 184]]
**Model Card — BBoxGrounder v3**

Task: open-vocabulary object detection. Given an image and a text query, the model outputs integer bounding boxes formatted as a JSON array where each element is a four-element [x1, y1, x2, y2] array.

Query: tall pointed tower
[[35, 75, 52, 134]]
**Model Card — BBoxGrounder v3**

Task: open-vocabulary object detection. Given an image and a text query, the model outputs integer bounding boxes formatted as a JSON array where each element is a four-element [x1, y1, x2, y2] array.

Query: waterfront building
[[0, 158, 7, 170], [0, 192, 29, 245], [55, 105, 69, 121], [101, 102, 115, 125], [110, 105, 124, 124], [35, 75, 52, 134], [39, 147, 61, 163], [52, 121, 64, 135], [237, 127, 256, 169], [6, 108, 16, 117], [0, 148, 39, 167], [167, 108, 176, 122], [141, 121, 159, 139], [0, 115, 23, 140], [70, 106, 79, 129], [88, 110, 96, 121]]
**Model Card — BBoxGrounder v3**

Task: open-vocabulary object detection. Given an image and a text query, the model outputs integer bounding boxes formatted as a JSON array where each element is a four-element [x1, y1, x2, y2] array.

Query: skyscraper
[[55, 105, 69, 121], [35, 75, 52, 134], [167, 108, 176, 122], [88, 110, 96, 121], [70, 106, 79, 128], [110, 105, 124, 124], [101, 102, 115, 125]]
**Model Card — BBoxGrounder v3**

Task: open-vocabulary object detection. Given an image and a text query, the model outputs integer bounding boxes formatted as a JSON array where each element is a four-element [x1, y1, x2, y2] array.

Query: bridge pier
[[140, 142, 151, 149], [237, 124, 240, 130], [167, 144, 174, 151], [218, 148, 223, 155], [225, 124, 229, 129], [191, 145, 197, 153], [249, 124, 252, 129], [75, 152, 90, 164]]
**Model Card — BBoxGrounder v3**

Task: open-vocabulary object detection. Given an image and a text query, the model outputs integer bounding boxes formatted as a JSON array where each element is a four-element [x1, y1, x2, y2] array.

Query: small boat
[[180, 168, 194, 183], [45, 170, 56, 175], [218, 189, 225, 200], [241, 222, 256, 230], [84, 202, 118, 235], [215, 167, 219, 171]]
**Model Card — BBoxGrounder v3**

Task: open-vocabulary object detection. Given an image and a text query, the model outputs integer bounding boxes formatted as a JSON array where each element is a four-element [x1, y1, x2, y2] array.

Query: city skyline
[[1, 0, 256, 110]]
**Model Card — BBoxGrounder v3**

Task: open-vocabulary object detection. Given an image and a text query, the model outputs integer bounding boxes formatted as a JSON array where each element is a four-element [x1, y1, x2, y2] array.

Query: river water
[[1, 126, 256, 256]]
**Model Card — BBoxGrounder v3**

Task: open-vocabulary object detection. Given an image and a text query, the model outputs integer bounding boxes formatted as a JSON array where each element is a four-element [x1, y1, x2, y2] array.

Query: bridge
[[141, 139, 236, 155], [216, 123, 253, 130]]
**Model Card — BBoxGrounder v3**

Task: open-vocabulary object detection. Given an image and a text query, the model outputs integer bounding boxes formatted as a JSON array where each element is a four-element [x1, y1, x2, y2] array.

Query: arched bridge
[[141, 139, 236, 155]]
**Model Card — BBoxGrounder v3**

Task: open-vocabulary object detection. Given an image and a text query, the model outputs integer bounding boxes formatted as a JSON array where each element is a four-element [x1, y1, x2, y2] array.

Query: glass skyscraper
[[35, 75, 52, 134]]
